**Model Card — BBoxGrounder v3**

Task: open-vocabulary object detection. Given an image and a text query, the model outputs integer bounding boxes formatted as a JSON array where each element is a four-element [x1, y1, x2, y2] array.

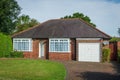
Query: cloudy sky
[[16, 0, 120, 37]]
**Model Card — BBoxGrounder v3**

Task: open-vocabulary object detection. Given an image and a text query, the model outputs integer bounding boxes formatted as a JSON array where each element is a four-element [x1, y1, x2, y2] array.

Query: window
[[13, 38, 32, 51], [49, 38, 70, 52]]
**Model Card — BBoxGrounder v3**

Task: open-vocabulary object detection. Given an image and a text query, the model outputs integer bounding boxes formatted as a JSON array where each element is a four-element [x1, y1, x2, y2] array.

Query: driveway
[[61, 61, 120, 80]]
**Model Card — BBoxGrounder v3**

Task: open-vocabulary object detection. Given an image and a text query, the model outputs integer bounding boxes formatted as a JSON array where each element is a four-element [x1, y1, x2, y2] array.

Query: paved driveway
[[61, 61, 120, 80]]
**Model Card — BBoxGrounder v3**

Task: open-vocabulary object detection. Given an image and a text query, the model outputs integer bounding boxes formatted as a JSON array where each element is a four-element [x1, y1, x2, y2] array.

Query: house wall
[[22, 38, 75, 60], [23, 38, 104, 61], [49, 52, 71, 60], [24, 39, 39, 58], [48, 39, 75, 60], [44, 39, 49, 59], [76, 38, 103, 61], [71, 39, 76, 60]]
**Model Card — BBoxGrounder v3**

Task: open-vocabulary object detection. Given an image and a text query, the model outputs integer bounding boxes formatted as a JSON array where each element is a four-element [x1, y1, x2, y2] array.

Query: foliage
[[9, 51, 23, 58], [14, 14, 39, 33], [61, 12, 96, 27], [118, 28, 120, 37], [102, 48, 111, 62], [0, 32, 12, 57], [117, 49, 120, 63], [0, 59, 66, 80], [0, 0, 21, 34], [110, 37, 120, 42]]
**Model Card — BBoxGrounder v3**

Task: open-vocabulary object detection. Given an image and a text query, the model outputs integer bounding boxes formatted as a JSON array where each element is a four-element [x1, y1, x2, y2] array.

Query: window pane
[[49, 39, 70, 52], [13, 39, 32, 51], [55, 42, 58, 51], [14, 42, 18, 50]]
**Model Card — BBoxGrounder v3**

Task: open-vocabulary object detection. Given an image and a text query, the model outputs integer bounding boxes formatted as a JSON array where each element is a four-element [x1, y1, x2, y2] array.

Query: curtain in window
[[13, 39, 32, 51], [49, 39, 70, 52]]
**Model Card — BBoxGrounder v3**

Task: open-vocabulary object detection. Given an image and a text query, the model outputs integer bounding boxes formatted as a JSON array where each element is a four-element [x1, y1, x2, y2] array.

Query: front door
[[39, 41, 44, 58]]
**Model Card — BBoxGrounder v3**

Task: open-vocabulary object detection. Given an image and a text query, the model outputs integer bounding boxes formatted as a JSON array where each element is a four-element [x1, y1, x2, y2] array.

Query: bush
[[9, 51, 24, 58], [0, 33, 12, 57], [117, 49, 120, 63], [102, 48, 111, 62]]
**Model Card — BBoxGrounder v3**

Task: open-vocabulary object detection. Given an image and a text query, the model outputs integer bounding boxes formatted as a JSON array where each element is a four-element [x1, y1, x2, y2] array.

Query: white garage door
[[78, 43, 100, 62]]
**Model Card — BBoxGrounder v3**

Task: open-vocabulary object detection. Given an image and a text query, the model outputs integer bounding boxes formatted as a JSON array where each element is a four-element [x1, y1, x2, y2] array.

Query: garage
[[78, 43, 100, 62]]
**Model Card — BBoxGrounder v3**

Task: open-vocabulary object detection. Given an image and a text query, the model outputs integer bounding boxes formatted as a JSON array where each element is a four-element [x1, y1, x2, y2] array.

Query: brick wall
[[43, 39, 49, 59], [23, 38, 74, 60], [71, 39, 76, 60], [23, 39, 39, 58], [49, 52, 71, 60], [48, 39, 75, 60]]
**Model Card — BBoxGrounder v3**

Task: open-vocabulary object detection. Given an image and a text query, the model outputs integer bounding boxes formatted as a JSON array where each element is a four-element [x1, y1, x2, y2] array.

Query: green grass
[[0, 59, 66, 80]]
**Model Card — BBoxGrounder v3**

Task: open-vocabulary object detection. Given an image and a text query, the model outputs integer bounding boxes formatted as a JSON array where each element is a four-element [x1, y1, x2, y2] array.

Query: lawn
[[0, 59, 66, 80]]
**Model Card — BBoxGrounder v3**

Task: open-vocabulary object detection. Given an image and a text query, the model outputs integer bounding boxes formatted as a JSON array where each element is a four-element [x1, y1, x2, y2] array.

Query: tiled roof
[[12, 19, 111, 39]]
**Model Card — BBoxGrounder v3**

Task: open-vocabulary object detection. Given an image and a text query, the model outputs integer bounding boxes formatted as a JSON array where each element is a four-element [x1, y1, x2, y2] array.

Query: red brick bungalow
[[12, 19, 111, 62]]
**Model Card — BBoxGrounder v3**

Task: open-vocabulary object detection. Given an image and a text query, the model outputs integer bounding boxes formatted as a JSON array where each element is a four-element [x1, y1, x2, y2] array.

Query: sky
[[16, 0, 120, 37]]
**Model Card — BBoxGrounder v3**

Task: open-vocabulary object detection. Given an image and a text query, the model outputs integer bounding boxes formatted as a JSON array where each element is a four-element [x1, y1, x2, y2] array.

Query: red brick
[[49, 52, 72, 60], [23, 39, 39, 59]]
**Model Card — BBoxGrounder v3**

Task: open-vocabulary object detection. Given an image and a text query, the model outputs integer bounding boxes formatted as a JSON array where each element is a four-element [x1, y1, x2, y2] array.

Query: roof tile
[[12, 19, 111, 39]]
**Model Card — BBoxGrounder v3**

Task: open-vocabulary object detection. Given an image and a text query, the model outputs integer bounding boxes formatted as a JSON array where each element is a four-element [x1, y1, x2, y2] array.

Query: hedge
[[102, 48, 111, 62], [118, 49, 120, 62], [0, 33, 12, 57], [9, 51, 23, 58]]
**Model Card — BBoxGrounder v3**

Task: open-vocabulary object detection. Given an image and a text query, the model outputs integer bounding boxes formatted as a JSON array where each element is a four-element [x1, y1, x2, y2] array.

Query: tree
[[0, 33, 12, 57], [62, 12, 96, 27], [0, 0, 21, 34], [118, 28, 120, 37], [14, 14, 39, 33], [110, 37, 120, 42]]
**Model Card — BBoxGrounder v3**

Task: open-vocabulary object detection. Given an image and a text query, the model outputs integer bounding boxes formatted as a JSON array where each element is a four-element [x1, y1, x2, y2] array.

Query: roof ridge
[[61, 18, 79, 20], [43, 18, 80, 21]]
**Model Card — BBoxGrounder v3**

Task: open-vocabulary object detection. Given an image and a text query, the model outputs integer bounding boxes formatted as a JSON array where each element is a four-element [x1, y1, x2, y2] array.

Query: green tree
[[14, 14, 39, 33], [0, 0, 21, 34], [118, 28, 120, 37], [62, 12, 96, 27], [0, 33, 12, 57], [110, 37, 120, 42]]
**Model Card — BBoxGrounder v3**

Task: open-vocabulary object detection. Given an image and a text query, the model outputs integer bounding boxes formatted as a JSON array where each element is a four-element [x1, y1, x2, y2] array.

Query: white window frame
[[49, 38, 70, 52], [13, 38, 32, 52]]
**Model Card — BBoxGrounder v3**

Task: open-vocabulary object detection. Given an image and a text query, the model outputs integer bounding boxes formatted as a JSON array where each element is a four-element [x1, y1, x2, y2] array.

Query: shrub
[[0, 33, 12, 57], [102, 48, 111, 62], [117, 49, 120, 63], [9, 51, 24, 58]]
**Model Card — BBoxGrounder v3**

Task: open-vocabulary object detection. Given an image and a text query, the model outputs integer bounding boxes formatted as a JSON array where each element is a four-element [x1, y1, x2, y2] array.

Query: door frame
[[39, 41, 45, 58]]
